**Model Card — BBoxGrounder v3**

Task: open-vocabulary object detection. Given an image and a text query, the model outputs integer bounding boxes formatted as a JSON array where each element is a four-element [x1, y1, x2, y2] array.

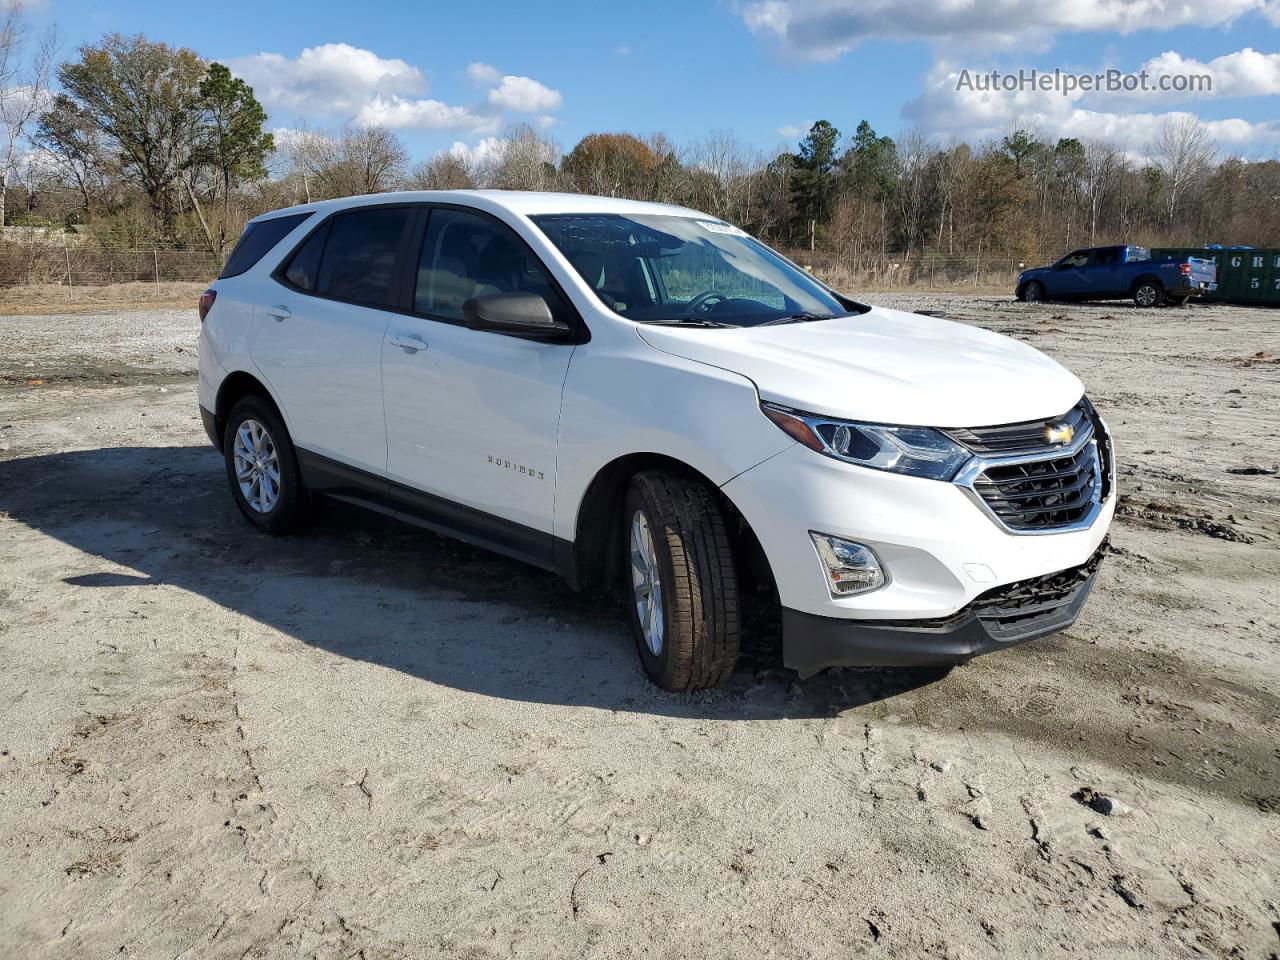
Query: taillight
[[1179, 263, 1191, 276], [198, 289, 217, 322]]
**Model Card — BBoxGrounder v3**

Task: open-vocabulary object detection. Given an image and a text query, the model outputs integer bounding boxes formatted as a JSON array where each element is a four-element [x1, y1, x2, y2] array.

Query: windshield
[[531, 213, 852, 327]]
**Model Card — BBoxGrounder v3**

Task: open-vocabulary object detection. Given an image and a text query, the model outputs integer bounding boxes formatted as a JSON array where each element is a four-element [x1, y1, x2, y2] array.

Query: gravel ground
[[1, 296, 1278, 959]]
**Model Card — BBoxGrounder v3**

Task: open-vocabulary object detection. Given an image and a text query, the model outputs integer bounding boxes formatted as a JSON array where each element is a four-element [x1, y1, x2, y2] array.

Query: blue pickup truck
[[1016, 245, 1217, 307]]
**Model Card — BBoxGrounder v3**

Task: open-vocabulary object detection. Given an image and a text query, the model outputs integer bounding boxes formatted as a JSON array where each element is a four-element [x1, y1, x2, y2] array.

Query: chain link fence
[[0, 242, 222, 295]]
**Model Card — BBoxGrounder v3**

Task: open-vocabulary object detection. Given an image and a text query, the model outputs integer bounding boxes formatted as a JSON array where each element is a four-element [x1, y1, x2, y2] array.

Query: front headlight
[[761, 402, 972, 481]]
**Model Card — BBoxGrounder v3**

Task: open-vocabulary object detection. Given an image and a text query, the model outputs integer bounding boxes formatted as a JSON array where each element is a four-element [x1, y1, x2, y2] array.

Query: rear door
[[1089, 246, 1123, 296], [252, 204, 414, 474], [381, 205, 579, 558]]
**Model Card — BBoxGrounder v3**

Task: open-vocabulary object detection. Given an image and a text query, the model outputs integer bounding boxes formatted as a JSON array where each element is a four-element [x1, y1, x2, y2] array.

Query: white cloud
[[487, 75, 563, 113], [229, 43, 424, 114], [1113, 48, 1280, 104], [903, 58, 1280, 150], [466, 61, 502, 86], [743, 0, 1271, 58], [615, 46, 631, 56], [449, 137, 507, 168], [776, 123, 808, 138], [229, 46, 563, 131], [354, 96, 497, 132]]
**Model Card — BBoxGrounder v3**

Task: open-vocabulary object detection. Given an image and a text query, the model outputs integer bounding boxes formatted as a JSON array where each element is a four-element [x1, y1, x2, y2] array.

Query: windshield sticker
[[696, 220, 748, 237]]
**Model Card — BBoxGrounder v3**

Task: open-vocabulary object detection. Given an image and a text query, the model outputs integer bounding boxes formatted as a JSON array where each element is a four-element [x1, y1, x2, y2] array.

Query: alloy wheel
[[232, 418, 282, 513], [630, 510, 664, 655]]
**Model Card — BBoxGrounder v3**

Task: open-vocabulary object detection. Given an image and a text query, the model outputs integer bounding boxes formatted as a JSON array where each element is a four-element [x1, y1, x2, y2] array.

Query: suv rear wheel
[[623, 470, 740, 691], [223, 395, 308, 534]]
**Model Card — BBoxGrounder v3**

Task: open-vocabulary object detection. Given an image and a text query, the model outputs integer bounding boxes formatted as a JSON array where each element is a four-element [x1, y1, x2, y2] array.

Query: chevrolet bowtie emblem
[[1044, 422, 1075, 445]]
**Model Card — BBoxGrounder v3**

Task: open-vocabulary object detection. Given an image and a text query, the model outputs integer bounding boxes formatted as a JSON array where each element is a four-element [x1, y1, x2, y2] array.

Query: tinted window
[[1092, 248, 1120, 266], [283, 221, 329, 291], [1061, 250, 1089, 268], [315, 207, 411, 307], [219, 213, 310, 279], [415, 209, 569, 324]]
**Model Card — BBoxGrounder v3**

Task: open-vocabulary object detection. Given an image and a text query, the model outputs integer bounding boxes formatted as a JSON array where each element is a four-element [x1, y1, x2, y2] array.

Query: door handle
[[390, 334, 428, 353], [264, 305, 290, 321]]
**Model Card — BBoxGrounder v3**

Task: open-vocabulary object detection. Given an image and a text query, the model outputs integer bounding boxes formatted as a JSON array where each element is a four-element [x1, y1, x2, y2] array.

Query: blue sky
[[26, 0, 1280, 161]]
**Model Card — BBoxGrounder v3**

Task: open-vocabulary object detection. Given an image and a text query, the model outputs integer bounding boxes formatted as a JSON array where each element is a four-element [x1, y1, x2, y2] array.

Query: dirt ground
[[1, 295, 1278, 959]]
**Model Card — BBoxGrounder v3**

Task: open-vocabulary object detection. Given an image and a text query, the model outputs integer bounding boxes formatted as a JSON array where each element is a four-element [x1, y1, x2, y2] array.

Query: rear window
[[219, 213, 311, 279]]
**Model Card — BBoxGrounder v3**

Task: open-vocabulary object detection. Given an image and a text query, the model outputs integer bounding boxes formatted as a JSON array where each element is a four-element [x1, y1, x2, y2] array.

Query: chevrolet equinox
[[198, 191, 1115, 690]]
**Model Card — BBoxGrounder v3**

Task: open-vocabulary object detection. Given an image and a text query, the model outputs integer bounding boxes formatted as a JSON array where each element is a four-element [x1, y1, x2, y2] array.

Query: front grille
[[947, 402, 1090, 456], [972, 432, 1101, 530], [971, 541, 1106, 638], [951, 398, 1112, 533]]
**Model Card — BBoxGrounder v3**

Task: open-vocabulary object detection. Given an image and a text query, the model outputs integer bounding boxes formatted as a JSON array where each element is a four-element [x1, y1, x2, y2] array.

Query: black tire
[[623, 470, 740, 691], [1132, 279, 1165, 308], [1021, 281, 1046, 302], [223, 395, 308, 535]]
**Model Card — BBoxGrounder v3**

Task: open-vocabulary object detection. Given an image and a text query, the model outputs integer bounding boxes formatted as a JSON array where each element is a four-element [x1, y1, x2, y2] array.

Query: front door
[[1050, 249, 1091, 297], [381, 207, 578, 558]]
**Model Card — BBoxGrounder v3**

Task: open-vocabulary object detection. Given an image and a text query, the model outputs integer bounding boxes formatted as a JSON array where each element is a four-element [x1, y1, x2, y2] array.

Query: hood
[[636, 305, 1083, 429]]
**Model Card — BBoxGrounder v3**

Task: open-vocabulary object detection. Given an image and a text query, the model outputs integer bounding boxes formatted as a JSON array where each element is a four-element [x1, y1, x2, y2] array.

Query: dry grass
[[0, 281, 207, 314], [0, 273, 1017, 317]]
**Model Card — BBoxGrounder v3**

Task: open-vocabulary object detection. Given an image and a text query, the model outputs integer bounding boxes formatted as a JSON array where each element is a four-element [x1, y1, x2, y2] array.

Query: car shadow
[[0, 444, 950, 719]]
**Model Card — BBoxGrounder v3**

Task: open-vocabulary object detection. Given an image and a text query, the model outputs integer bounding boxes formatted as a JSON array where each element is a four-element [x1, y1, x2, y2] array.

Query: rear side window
[[219, 213, 310, 279], [315, 207, 411, 307]]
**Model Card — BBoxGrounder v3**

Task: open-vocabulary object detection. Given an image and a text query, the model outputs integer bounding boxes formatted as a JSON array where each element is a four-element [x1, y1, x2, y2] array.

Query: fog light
[[809, 533, 886, 597]]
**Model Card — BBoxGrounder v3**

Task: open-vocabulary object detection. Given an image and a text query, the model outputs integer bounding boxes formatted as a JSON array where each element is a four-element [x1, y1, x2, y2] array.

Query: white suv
[[198, 191, 1114, 690]]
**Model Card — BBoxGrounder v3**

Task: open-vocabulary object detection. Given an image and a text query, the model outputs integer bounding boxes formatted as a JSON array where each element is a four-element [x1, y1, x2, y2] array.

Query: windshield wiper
[[641, 318, 740, 328], [758, 312, 832, 326]]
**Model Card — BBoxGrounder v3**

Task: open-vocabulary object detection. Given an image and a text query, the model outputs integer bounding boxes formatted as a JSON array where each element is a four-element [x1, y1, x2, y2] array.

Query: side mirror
[[1054, 261, 1071, 270], [462, 292, 571, 340]]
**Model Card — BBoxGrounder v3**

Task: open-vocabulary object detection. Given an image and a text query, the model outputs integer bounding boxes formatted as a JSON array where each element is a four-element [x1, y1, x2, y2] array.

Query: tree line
[[3, 20, 1278, 262]]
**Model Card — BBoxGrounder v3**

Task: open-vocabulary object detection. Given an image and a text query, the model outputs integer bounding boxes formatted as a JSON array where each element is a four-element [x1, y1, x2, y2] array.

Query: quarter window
[[283, 221, 329, 292], [415, 209, 569, 324]]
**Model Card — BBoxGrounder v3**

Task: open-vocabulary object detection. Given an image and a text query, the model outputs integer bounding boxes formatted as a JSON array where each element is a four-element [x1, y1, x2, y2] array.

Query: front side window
[[415, 208, 570, 324], [1060, 251, 1089, 268], [532, 213, 851, 327], [308, 206, 411, 307]]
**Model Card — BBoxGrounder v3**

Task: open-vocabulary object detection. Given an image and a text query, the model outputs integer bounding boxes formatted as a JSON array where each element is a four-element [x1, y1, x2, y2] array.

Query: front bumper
[[783, 542, 1105, 677]]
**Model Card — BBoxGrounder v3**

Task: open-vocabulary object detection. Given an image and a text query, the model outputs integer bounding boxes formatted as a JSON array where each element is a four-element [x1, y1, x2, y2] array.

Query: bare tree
[[406, 152, 475, 190], [487, 124, 559, 190], [292, 125, 408, 198], [0, 3, 55, 229], [1149, 115, 1215, 226], [892, 130, 932, 259], [1081, 140, 1124, 244]]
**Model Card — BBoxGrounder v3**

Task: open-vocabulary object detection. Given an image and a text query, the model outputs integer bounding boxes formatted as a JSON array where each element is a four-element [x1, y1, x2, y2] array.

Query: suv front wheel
[[623, 470, 741, 691], [223, 395, 308, 534]]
